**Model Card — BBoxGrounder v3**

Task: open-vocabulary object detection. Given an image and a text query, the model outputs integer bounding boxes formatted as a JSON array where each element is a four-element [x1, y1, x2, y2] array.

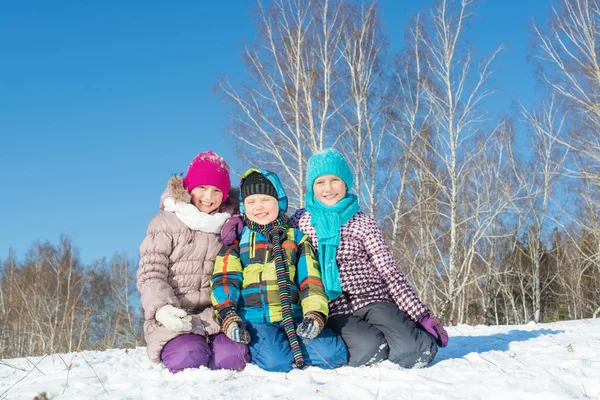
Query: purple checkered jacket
[[290, 208, 430, 321]]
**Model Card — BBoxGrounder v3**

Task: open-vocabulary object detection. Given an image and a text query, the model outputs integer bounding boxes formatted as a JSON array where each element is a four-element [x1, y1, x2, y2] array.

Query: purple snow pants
[[161, 333, 250, 373]]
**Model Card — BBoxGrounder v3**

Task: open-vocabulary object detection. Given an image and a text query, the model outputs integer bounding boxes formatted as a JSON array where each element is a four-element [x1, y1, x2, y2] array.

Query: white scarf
[[163, 197, 230, 233]]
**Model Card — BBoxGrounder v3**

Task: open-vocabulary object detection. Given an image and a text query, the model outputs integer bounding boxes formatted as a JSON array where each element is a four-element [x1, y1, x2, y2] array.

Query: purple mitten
[[221, 214, 244, 246], [418, 315, 449, 347]]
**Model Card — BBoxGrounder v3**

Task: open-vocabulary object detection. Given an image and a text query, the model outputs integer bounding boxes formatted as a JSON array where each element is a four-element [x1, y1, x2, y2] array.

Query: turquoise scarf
[[304, 192, 360, 300]]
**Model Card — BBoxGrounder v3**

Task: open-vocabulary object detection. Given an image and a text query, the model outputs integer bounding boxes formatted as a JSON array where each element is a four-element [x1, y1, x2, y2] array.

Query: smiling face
[[190, 185, 224, 214], [244, 194, 279, 224], [312, 174, 347, 206]]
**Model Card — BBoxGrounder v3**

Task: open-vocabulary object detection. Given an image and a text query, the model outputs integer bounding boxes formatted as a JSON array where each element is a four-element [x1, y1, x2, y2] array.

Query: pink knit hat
[[182, 150, 231, 201]]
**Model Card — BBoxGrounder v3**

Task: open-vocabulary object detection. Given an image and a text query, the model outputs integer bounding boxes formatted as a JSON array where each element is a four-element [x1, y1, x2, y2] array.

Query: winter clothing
[[291, 208, 442, 368], [305, 148, 354, 191], [418, 315, 449, 347], [221, 213, 244, 246], [182, 150, 231, 201], [328, 302, 437, 368], [212, 222, 327, 323], [155, 305, 192, 332], [238, 168, 288, 214], [241, 171, 278, 200], [246, 321, 347, 372], [137, 172, 247, 367], [210, 333, 250, 370], [327, 312, 388, 367], [296, 311, 326, 339], [291, 208, 430, 320], [161, 333, 211, 373], [242, 211, 306, 366], [287, 147, 444, 368], [162, 197, 229, 232], [212, 169, 344, 370], [221, 309, 251, 344], [212, 169, 329, 324], [304, 191, 360, 301], [161, 333, 250, 373]]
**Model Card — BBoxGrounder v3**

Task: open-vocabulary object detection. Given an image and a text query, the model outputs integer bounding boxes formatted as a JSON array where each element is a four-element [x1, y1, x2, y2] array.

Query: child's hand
[[155, 305, 193, 332], [221, 214, 244, 246], [220, 308, 251, 344], [296, 311, 326, 339], [418, 315, 449, 347]]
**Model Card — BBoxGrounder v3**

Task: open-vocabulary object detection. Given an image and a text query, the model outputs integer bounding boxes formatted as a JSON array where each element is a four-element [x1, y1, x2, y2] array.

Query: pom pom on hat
[[182, 150, 231, 201], [306, 148, 354, 192]]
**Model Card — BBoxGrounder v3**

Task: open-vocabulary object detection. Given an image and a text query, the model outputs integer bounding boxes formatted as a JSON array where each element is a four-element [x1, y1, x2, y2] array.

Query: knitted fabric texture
[[296, 311, 326, 339], [242, 212, 305, 368], [238, 168, 288, 215], [182, 150, 231, 201], [305, 148, 354, 191], [290, 209, 431, 321], [219, 308, 251, 344], [241, 172, 278, 200], [304, 192, 359, 300]]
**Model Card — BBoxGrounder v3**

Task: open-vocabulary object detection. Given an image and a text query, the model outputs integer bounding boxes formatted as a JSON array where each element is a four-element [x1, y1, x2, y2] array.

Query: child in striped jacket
[[211, 168, 347, 372]]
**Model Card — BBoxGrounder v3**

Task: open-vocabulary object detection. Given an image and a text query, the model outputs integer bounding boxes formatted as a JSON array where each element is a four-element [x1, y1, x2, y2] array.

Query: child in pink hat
[[183, 150, 231, 203], [137, 150, 250, 373]]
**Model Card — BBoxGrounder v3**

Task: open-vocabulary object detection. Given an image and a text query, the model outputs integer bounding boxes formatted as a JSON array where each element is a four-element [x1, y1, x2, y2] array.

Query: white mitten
[[155, 305, 192, 332]]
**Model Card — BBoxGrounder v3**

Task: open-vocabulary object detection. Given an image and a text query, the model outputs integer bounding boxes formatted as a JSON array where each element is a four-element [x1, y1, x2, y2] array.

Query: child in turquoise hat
[[296, 148, 447, 367]]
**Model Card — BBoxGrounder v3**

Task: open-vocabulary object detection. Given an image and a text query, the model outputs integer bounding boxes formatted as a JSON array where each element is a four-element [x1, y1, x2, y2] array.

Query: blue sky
[[0, 0, 550, 265]]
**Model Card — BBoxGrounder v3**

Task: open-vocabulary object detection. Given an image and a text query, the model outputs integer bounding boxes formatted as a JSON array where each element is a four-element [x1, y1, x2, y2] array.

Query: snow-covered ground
[[1, 318, 599, 400]]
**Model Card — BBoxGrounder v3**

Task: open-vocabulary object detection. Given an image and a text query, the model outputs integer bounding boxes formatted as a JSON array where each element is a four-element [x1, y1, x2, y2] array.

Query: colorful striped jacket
[[211, 226, 329, 323]]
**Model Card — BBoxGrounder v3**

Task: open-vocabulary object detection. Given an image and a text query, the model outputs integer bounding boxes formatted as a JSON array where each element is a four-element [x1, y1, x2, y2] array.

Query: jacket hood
[[160, 175, 239, 215], [239, 168, 288, 214]]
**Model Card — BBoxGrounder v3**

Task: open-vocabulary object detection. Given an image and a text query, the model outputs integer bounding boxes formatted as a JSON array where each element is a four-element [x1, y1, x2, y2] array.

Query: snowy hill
[[1, 319, 599, 400]]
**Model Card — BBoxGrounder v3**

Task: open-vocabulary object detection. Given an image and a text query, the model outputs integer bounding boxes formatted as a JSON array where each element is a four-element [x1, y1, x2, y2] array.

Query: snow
[[187, 150, 230, 174], [2, 319, 599, 400]]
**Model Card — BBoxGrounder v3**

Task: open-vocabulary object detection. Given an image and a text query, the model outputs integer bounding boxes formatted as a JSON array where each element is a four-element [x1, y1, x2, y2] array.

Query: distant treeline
[[0, 237, 142, 359], [1, 225, 599, 359]]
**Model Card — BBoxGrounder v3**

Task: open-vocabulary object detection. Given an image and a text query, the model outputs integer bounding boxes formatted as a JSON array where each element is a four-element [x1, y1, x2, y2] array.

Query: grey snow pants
[[327, 302, 438, 368]]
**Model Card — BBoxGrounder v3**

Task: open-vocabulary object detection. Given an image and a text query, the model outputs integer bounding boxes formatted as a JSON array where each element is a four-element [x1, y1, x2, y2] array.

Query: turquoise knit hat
[[306, 148, 354, 192]]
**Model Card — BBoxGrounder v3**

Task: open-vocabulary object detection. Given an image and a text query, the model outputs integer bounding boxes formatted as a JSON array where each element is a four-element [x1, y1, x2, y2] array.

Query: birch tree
[[532, 0, 600, 320], [337, 1, 391, 215], [520, 97, 568, 322], [218, 0, 345, 206], [418, 0, 504, 321], [532, 0, 600, 187]]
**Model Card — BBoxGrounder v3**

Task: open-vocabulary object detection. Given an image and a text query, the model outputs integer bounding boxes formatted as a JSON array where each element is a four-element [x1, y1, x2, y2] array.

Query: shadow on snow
[[432, 328, 563, 363]]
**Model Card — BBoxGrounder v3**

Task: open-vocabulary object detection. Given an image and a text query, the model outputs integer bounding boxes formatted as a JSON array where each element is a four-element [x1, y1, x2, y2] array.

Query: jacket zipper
[[260, 269, 266, 323]]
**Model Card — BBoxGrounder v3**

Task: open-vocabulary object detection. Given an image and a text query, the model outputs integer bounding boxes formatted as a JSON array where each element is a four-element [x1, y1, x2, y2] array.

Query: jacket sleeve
[[362, 215, 430, 321], [289, 209, 305, 229], [137, 213, 180, 320], [294, 230, 329, 318], [210, 240, 243, 316]]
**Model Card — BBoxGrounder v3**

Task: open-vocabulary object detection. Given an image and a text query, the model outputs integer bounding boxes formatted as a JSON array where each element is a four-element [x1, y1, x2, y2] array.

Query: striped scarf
[[243, 212, 305, 368]]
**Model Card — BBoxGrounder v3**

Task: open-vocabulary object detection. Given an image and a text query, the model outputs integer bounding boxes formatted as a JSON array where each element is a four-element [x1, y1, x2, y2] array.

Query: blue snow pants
[[246, 320, 348, 372]]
